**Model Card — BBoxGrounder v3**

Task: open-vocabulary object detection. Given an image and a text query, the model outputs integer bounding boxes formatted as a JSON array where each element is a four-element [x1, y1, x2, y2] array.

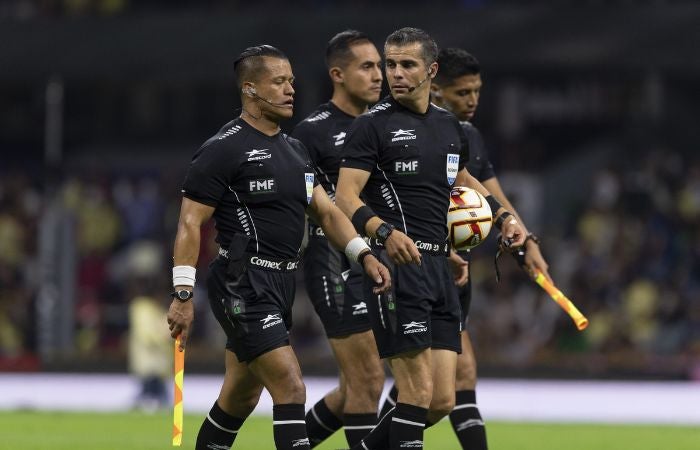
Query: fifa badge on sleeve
[[305, 172, 314, 204], [446, 153, 460, 185]]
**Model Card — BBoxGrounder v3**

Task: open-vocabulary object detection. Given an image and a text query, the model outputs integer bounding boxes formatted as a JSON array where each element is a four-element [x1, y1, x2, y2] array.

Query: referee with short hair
[[291, 30, 385, 448], [166, 44, 390, 450], [378, 47, 552, 450], [336, 28, 525, 450]]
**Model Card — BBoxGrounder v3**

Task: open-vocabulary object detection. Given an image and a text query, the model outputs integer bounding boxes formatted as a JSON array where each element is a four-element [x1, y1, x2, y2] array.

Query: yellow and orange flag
[[172, 335, 185, 446]]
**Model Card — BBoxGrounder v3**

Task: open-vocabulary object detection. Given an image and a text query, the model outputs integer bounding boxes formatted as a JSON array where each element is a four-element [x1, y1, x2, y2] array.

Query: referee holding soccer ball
[[166, 44, 390, 450], [336, 28, 525, 450], [378, 47, 552, 450]]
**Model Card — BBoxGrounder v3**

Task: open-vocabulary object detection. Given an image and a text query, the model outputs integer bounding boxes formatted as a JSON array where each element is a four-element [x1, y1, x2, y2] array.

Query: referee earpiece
[[243, 86, 256, 97]]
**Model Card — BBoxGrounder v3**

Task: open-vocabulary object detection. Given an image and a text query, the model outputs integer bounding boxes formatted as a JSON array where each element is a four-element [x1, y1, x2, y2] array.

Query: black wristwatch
[[171, 289, 194, 302], [375, 222, 395, 244]]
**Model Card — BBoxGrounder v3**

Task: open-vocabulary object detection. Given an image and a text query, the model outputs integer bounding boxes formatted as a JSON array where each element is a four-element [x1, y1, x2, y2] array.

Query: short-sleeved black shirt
[[182, 118, 318, 260], [340, 96, 469, 242], [291, 101, 355, 200], [462, 121, 496, 183]]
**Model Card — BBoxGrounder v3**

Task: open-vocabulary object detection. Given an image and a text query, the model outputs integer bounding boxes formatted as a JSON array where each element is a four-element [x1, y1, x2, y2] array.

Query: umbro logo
[[333, 131, 346, 146], [390, 129, 417, 142], [340, 269, 351, 282], [260, 314, 283, 329], [246, 148, 272, 161], [402, 321, 427, 334]]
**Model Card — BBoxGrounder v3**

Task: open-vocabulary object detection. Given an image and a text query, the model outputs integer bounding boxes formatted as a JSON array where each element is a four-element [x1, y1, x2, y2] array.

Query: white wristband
[[345, 236, 371, 264], [173, 265, 196, 287]]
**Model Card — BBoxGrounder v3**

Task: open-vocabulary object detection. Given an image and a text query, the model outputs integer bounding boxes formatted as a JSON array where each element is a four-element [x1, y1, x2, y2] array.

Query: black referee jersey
[[292, 101, 356, 201], [341, 96, 469, 242], [182, 118, 318, 260], [462, 120, 496, 183]]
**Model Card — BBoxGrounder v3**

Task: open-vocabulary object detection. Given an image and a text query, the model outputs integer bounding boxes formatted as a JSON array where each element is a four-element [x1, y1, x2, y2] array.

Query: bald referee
[[166, 44, 390, 450]]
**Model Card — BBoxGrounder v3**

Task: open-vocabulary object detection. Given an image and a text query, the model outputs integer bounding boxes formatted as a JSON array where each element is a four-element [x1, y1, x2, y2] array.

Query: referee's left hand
[[524, 239, 552, 282], [362, 255, 392, 294], [500, 217, 526, 248], [448, 250, 469, 286], [167, 298, 194, 351]]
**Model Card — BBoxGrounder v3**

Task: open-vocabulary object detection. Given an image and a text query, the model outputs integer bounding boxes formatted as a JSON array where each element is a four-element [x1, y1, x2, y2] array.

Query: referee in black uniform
[[336, 29, 525, 450], [291, 31, 384, 447], [379, 47, 553, 449], [166, 45, 390, 450]]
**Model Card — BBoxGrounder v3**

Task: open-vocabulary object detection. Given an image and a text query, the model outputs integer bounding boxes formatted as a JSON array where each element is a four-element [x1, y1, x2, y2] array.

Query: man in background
[[292, 30, 385, 447]]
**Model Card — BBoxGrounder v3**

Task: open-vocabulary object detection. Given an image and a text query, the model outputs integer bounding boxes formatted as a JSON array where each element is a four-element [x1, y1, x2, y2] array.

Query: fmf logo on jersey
[[390, 129, 416, 142], [305, 172, 314, 204], [402, 321, 428, 334], [395, 160, 419, 174], [446, 153, 460, 184], [248, 178, 276, 193], [333, 131, 346, 146], [246, 148, 271, 161]]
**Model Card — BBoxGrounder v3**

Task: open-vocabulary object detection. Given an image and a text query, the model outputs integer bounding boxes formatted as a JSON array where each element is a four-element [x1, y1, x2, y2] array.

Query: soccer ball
[[447, 187, 493, 251]]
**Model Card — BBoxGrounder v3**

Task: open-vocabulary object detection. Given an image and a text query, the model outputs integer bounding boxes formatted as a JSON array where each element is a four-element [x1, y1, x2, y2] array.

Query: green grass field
[[1, 411, 698, 449]]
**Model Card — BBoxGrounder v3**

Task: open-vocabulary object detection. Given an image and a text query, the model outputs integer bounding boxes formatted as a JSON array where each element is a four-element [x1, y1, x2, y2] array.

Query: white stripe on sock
[[310, 405, 336, 433], [453, 403, 478, 411], [392, 417, 425, 428], [273, 420, 307, 425], [344, 425, 375, 430], [206, 414, 238, 434]]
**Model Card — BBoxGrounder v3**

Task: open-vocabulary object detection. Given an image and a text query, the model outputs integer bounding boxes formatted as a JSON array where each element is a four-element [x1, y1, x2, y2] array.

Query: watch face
[[176, 290, 192, 300], [377, 223, 394, 241]]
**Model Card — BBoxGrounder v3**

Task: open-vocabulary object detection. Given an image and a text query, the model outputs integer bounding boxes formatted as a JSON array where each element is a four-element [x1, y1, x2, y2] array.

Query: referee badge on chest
[[304, 172, 314, 204], [446, 153, 460, 185]]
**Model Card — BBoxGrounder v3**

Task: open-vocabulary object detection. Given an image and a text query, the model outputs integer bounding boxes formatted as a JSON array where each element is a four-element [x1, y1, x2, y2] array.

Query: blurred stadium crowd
[[1, 145, 698, 378], [1, 1, 699, 381]]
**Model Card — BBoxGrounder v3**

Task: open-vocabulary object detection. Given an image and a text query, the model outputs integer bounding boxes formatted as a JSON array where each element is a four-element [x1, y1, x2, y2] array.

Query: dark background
[[1, 0, 699, 380]]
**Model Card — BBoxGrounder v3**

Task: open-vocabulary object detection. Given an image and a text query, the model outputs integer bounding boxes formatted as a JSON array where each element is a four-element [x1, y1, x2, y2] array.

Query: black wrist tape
[[495, 211, 513, 229], [485, 195, 503, 218], [357, 249, 376, 267], [351, 205, 377, 236]]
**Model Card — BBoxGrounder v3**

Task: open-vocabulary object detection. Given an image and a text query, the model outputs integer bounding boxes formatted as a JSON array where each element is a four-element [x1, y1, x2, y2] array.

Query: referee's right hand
[[384, 230, 422, 266], [167, 298, 194, 351]]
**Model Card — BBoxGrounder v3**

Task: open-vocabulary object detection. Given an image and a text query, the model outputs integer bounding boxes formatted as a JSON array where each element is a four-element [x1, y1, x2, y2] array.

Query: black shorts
[[365, 248, 462, 359], [207, 256, 296, 363], [303, 226, 371, 338], [457, 250, 472, 324]]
